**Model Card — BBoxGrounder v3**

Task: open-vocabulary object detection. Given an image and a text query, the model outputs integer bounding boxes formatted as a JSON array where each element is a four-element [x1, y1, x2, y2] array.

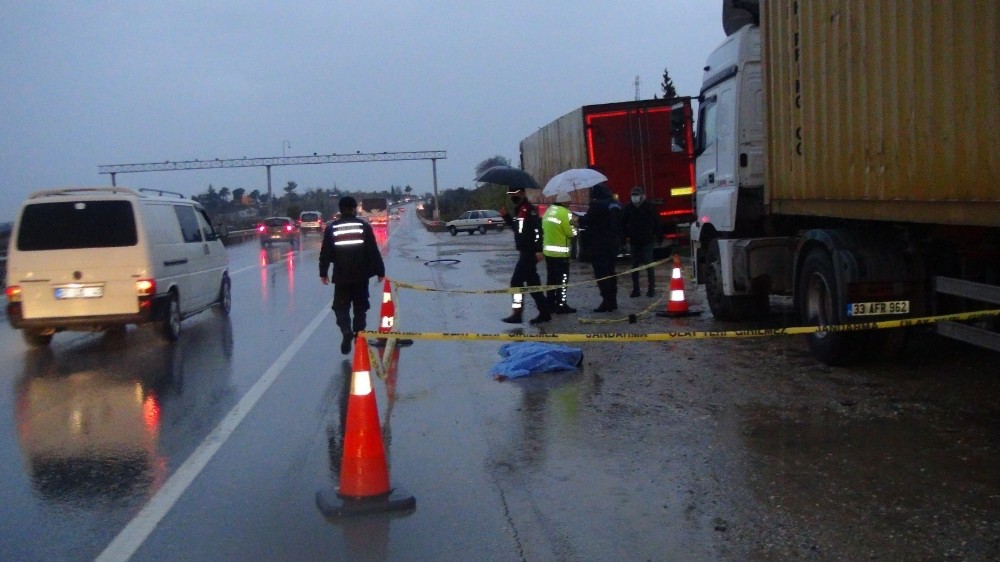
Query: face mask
[[510, 196, 522, 205], [631, 196, 642, 204]]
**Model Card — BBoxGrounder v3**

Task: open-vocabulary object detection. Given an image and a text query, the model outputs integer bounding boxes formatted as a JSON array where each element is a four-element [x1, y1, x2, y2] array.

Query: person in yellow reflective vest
[[542, 191, 577, 314]]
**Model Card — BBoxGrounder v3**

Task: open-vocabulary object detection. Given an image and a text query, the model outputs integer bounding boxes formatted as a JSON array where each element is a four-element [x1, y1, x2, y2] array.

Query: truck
[[520, 97, 696, 243], [692, 0, 1000, 364], [359, 197, 388, 226]]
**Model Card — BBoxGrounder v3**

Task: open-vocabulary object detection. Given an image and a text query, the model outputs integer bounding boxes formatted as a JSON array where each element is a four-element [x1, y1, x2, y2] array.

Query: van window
[[17, 200, 138, 251], [173, 205, 203, 243]]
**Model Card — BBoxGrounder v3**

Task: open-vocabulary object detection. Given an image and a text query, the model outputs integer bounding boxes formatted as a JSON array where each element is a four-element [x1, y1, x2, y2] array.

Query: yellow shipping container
[[763, 0, 1000, 227]]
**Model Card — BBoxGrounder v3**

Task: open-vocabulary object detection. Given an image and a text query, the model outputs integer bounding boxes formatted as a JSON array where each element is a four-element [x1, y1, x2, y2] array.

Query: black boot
[[594, 300, 613, 313], [529, 310, 552, 324], [340, 332, 352, 355], [501, 309, 523, 323], [630, 287, 641, 298]]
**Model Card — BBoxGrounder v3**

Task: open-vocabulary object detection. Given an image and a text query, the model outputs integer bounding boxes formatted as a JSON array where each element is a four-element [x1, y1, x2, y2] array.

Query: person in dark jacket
[[499, 187, 551, 324], [578, 182, 623, 312], [622, 185, 663, 297], [319, 196, 386, 354]]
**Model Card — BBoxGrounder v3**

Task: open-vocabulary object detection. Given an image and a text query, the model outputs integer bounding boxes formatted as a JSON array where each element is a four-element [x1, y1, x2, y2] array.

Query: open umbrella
[[541, 168, 608, 197], [475, 166, 541, 192]]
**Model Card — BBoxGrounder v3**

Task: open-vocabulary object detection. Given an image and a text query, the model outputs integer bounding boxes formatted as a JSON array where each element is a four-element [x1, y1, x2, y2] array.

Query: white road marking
[[95, 304, 331, 562]]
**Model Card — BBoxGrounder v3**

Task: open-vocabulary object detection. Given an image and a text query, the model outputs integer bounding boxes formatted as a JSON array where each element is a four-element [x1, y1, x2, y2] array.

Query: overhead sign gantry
[[98, 150, 447, 216]]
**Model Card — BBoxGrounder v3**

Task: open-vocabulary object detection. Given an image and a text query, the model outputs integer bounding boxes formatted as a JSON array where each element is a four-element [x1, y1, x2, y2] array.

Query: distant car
[[446, 210, 504, 236], [258, 217, 298, 247], [298, 211, 324, 234]]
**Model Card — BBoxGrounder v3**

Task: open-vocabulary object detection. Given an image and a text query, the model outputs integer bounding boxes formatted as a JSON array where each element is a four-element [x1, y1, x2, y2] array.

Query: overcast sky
[[0, 1, 725, 219]]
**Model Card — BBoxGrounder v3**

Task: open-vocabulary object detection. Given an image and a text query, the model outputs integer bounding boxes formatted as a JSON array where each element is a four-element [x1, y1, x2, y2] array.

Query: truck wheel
[[704, 238, 769, 321], [22, 329, 53, 347], [449, 226, 457, 236], [798, 248, 861, 365], [161, 292, 182, 342]]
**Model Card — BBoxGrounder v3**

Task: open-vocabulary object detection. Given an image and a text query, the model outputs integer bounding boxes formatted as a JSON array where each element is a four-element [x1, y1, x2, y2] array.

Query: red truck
[[520, 97, 696, 243]]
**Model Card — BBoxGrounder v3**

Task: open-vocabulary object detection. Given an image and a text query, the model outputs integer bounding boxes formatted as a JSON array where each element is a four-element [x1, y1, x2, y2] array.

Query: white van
[[4, 187, 231, 346]]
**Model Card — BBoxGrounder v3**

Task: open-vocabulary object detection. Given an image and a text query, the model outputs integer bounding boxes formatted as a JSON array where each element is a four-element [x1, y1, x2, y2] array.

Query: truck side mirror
[[670, 105, 687, 153]]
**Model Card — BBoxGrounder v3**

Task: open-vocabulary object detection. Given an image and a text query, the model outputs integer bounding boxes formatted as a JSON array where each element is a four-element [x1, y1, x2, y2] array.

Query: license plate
[[846, 300, 909, 316], [54, 285, 104, 299]]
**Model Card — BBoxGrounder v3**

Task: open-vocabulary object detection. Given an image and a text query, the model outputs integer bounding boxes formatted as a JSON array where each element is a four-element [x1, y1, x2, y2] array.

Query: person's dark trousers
[[510, 251, 549, 313], [333, 281, 370, 337], [629, 242, 655, 294], [546, 256, 570, 309], [592, 254, 617, 305]]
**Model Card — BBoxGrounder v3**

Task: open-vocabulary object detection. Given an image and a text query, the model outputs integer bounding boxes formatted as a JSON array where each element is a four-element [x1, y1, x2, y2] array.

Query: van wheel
[[477, 225, 487, 234], [449, 226, 457, 236], [216, 276, 232, 315], [22, 329, 53, 348], [162, 293, 182, 342]]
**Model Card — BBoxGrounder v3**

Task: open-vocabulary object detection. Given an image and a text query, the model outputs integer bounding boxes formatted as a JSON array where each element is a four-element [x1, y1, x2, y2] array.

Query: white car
[[446, 209, 504, 236]]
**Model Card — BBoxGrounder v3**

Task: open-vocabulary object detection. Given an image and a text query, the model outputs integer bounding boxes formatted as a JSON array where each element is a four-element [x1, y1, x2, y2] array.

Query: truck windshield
[[16, 201, 138, 251]]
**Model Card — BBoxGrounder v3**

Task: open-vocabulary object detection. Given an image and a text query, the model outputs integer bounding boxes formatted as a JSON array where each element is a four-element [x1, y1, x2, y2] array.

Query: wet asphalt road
[[2, 207, 999, 561]]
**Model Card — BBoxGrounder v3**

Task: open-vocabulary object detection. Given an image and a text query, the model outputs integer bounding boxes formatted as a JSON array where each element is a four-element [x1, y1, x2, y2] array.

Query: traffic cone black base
[[656, 309, 701, 318], [368, 337, 415, 348], [316, 487, 416, 518]]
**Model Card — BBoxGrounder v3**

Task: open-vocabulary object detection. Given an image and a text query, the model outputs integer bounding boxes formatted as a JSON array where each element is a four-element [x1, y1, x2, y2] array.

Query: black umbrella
[[475, 166, 541, 191]]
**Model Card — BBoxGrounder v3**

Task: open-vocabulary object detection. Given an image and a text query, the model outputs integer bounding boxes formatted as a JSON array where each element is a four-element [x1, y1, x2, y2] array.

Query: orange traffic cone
[[316, 335, 415, 518], [657, 254, 701, 318], [378, 278, 395, 334], [369, 278, 413, 349]]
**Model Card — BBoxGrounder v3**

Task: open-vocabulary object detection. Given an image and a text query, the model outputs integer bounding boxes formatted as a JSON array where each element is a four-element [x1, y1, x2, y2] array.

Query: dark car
[[258, 216, 298, 247]]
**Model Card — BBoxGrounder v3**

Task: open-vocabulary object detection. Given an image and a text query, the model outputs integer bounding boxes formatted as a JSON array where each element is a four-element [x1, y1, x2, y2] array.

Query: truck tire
[[798, 247, 862, 365], [704, 238, 769, 321]]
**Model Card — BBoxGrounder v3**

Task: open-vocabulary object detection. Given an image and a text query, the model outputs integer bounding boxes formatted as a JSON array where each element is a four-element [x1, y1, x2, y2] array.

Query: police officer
[[500, 187, 551, 324], [578, 182, 623, 312], [542, 191, 577, 313], [319, 196, 386, 354]]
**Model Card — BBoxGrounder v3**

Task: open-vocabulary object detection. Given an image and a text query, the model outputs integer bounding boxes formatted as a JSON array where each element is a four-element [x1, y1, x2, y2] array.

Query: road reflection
[[14, 318, 234, 507]]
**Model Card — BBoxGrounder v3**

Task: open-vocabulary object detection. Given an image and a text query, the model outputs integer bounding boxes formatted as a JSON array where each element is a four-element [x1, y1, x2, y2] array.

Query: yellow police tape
[[361, 309, 1000, 343], [391, 257, 675, 295]]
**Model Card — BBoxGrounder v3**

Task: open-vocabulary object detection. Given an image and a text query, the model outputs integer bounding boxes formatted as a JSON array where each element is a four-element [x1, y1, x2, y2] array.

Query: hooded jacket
[[578, 183, 623, 258]]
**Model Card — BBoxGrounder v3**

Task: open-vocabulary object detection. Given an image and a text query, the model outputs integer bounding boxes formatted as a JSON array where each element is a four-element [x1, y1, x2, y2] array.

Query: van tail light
[[285, 225, 294, 232], [136, 279, 156, 309], [5, 286, 22, 303]]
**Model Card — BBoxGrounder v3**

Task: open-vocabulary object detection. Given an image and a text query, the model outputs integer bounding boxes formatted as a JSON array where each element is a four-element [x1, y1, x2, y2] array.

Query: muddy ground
[[485, 252, 1000, 561]]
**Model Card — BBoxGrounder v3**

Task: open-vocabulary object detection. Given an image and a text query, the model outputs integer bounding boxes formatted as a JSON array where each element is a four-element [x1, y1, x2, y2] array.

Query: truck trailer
[[692, 0, 1000, 363], [520, 98, 696, 242]]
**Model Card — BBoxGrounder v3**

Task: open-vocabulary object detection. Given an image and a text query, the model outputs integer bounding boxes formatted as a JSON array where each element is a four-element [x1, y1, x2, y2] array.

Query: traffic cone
[[316, 335, 415, 518], [369, 278, 413, 348], [657, 254, 701, 318]]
